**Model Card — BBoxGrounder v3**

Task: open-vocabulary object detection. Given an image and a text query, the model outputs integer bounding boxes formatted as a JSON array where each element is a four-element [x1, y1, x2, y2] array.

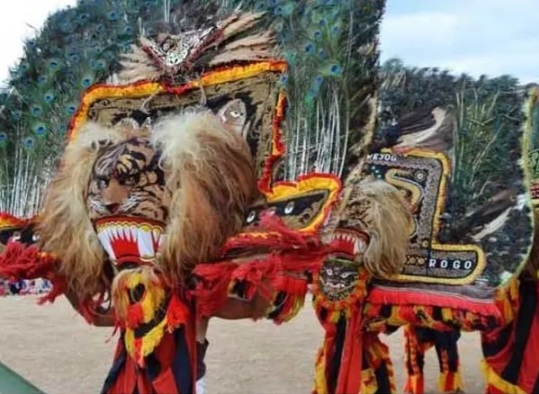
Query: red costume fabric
[[481, 278, 539, 394]]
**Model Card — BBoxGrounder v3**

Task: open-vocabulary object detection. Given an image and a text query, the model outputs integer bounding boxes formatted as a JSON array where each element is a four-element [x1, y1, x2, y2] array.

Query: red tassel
[[125, 303, 145, 328], [0, 241, 68, 304], [271, 274, 308, 296], [167, 294, 189, 328], [36, 277, 67, 305], [193, 262, 236, 318]]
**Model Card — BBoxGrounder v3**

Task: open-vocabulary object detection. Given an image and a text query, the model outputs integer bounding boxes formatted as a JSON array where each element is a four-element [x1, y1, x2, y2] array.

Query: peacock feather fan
[[221, 0, 385, 181], [0, 0, 216, 217], [374, 61, 534, 286]]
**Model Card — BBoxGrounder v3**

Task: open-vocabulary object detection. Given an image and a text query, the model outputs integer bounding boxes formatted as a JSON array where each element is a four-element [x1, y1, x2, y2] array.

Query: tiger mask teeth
[[326, 230, 368, 257], [94, 217, 165, 268]]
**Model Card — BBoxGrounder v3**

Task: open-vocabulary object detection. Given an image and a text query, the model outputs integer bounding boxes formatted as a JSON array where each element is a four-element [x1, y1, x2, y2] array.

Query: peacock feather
[[221, 0, 385, 181], [376, 61, 534, 286], [0, 0, 219, 216]]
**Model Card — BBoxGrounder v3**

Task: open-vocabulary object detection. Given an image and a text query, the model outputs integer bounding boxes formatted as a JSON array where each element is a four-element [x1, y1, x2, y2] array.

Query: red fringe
[[271, 274, 308, 296], [126, 303, 145, 328], [230, 256, 281, 300], [167, 293, 189, 328], [222, 211, 316, 253], [195, 213, 328, 319], [367, 287, 501, 317], [0, 241, 67, 304], [193, 262, 237, 318]]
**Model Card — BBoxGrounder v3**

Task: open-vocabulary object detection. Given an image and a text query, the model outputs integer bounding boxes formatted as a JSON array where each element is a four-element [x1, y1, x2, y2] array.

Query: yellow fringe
[[263, 174, 342, 233], [437, 369, 465, 393], [480, 359, 526, 394], [313, 346, 328, 394], [124, 317, 167, 367], [282, 295, 306, 323], [404, 374, 423, 394], [360, 368, 378, 394]]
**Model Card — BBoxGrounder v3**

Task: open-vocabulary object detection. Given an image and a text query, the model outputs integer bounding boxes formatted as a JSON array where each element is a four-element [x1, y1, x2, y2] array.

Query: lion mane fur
[[360, 179, 412, 278], [340, 177, 413, 279], [151, 109, 257, 281], [37, 109, 256, 300], [36, 122, 127, 301]]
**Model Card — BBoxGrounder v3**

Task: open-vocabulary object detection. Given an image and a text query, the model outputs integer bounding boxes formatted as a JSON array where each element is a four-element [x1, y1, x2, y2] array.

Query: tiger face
[[322, 178, 412, 279], [86, 137, 173, 223]]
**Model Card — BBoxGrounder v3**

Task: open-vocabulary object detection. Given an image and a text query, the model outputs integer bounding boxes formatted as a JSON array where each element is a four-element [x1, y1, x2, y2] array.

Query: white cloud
[[380, 0, 539, 83], [0, 0, 76, 83]]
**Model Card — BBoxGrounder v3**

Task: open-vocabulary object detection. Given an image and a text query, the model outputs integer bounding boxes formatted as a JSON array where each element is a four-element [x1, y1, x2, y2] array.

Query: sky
[[0, 0, 538, 83]]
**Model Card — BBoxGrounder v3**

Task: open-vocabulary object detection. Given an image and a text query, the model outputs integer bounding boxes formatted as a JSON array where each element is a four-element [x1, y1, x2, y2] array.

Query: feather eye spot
[[108, 11, 119, 21], [304, 43, 315, 54], [81, 76, 94, 88], [331, 25, 341, 35], [44, 91, 55, 103], [48, 59, 60, 69], [23, 137, 36, 149], [78, 13, 90, 22], [37, 75, 48, 85], [66, 104, 78, 115], [254, 2, 267, 11], [31, 105, 43, 117], [329, 64, 343, 76], [34, 124, 47, 136], [68, 53, 81, 63], [0, 132, 7, 142]]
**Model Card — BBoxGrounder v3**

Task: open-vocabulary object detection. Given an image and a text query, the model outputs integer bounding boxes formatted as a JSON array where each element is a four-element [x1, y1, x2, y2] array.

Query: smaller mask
[[319, 258, 362, 302]]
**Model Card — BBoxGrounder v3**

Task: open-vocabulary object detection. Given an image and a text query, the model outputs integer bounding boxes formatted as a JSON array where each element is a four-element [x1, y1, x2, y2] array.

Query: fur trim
[[526, 209, 539, 280], [35, 122, 126, 300], [354, 178, 412, 278], [151, 109, 256, 281]]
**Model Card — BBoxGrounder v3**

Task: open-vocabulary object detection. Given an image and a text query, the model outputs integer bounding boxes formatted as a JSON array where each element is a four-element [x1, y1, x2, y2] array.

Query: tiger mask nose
[[106, 203, 120, 213]]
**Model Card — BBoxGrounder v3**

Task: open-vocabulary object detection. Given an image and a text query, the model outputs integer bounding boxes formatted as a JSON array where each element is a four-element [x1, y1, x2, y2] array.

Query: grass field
[[0, 296, 486, 393]]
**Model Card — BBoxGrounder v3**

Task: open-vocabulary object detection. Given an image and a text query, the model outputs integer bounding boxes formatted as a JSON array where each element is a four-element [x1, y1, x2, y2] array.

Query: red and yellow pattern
[[67, 61, 288, 193]]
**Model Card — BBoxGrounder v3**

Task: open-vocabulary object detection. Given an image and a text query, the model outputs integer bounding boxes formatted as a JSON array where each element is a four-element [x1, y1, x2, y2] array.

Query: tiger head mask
[[316, 176, 412, 301], [36, 108, 257, 303]]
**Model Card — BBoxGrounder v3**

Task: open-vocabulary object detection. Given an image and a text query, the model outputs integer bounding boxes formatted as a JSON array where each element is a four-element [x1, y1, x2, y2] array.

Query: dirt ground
[[0, 296, 485, 394]]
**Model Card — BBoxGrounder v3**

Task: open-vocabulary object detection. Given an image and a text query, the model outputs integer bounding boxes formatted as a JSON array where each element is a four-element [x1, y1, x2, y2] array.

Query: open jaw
[[317, 229, 369, 301], [94, 217, 165, 268], [325, 228, 368, 259]]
